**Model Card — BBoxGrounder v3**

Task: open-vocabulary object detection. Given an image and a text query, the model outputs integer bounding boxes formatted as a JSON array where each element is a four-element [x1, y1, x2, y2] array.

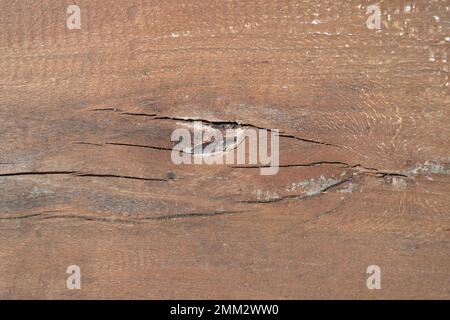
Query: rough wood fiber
[[0, 0, 449, 299]]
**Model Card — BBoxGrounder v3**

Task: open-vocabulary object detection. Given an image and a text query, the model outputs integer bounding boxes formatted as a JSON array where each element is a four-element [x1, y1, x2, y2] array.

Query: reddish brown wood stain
[[0, 0, 449, 299]]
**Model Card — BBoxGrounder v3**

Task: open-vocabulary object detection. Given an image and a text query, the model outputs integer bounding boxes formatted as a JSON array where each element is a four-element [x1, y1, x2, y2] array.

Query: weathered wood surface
[[0, 0, 449, 299]]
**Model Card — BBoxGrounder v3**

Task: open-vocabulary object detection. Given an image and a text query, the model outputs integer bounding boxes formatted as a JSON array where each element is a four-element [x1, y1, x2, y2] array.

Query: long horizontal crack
[[230, 161, 352, 169], [277, 133, 338, 146], [0, 210, 63, 221], [105, 142, 173, 152], [73, 173, 167, 181], [0, 213, 44, 220], [122, 112, 158, 117], [230, 162, 409, 178], [138, 210, 246, 221], [0, 210, 247, 224], [39, 214, 140, 224], [0, 171, 167, 181], [73, 141, 174, 152], [0, 171, 77, 177]]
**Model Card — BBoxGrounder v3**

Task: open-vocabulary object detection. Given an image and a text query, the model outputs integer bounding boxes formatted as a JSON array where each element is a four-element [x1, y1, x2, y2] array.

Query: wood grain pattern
[[0, 0, 449, 299]]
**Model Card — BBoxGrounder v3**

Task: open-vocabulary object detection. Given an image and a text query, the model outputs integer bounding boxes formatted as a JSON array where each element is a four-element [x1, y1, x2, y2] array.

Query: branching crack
[[90, 108, 340, 147], [239, 177, 353, 204], [351, 164, 409, 178], [153, 115, 338, 146]]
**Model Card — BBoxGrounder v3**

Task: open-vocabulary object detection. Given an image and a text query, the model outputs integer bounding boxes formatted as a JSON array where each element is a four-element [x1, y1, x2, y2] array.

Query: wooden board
[[0, 0, 449, 299]]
